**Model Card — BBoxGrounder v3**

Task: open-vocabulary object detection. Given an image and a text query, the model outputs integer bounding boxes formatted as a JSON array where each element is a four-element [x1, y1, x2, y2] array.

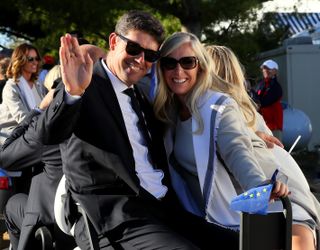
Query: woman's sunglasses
[[27, 56, 40, 63], [116, 33, 160, 63], [160, 56, 198, 70]]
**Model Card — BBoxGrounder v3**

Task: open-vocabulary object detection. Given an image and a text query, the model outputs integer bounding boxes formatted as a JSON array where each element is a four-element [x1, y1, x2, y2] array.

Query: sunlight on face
[[163, 43, 199, 102]]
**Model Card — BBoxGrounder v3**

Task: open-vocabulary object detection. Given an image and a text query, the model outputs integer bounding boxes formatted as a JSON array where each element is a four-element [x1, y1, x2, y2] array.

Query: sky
[[262, 0, 320, 13]]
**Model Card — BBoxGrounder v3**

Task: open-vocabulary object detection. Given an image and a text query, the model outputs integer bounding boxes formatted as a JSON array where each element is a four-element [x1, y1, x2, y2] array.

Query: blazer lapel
[[13, 83, 31, 112], [89, 61, 141, 185], [92, 61, 128, 138]]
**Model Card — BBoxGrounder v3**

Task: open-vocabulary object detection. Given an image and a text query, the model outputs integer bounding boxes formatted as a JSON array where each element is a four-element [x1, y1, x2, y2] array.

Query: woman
[[0, 43, 44, 144], [154, 31, 289, 247], [206, 44, 320, 250]]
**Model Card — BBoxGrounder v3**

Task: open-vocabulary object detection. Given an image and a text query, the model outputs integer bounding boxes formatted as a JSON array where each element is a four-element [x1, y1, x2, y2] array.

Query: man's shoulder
[[92, 60, 109, 80]]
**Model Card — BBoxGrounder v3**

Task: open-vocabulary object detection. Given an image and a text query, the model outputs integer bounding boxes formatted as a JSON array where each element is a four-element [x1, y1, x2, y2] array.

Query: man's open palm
[[59, 34, 93, 96]]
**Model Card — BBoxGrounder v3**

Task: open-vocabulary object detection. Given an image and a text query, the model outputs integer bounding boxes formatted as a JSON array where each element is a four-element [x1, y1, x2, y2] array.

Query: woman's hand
[[256, 131, 284, 148], [270, 181, 290, 201]]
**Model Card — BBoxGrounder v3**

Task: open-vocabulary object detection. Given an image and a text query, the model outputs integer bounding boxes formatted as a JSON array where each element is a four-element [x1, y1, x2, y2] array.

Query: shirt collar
[[101, 58, 132, 94]]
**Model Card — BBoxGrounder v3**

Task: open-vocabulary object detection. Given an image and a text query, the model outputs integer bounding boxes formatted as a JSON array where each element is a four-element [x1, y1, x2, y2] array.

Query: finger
[[59, 40, 69, 86], [59, 38, 67, 66], [272, 181, 280, 194], [268, 135, 284, 148], [85, 52, 94, 86], [265, 140, 274, 149], [85, 52, 93, 68], [61, 35, 72, 61], [71, 37, 83, 61], [65, 33, 73, 51], [63, 34, 75, 60], [272, 182, 289, 197], [277, 184, 287, 196]]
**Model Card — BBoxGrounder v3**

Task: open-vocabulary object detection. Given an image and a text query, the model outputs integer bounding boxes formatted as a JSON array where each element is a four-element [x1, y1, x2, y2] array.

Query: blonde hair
[[205, 45, 257, 129], [44, 65, 61, 91], [6, 43, 41, 83], [154, 32, 234, 133]]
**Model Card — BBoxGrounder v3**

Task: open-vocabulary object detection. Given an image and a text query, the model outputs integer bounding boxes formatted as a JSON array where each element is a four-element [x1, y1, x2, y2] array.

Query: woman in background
[[0, 43, 44, 144]]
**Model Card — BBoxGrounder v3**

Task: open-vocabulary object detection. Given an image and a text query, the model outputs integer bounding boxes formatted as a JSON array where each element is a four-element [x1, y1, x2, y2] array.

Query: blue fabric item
[[230, 170, 278, 215], [0, 168, 12, 186], [0, 169, 7, 177]]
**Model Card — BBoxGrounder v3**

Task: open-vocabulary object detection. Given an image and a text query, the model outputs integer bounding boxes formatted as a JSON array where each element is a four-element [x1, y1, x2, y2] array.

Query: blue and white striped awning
[[272, 12, 320, 36]]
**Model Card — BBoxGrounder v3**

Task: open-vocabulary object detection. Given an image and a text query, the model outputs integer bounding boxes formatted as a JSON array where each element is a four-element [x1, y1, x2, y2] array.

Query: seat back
[[240, 196, 292, 250], [54, 175, 71, 235], [54, 175, 96, 250]]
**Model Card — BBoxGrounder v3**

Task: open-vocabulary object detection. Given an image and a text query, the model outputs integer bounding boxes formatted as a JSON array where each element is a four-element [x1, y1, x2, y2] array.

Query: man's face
[[108, 30, 159, 86]]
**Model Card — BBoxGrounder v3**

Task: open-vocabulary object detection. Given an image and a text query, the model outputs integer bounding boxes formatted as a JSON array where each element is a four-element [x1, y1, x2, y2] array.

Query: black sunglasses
[[27, 56, 40, 63], [116, 33, 160, 63], [160, 56, 198, 70]]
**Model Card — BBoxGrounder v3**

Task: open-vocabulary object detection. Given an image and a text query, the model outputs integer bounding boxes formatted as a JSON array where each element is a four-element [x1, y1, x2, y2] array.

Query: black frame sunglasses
[[27, 56, 40, 63], [116, 33, 160, 63], [160, 56, 198, 70]]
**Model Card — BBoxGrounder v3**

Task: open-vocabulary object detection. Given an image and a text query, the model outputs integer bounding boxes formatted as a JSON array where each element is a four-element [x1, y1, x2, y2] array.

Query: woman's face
[[22, 49, 40, 76], [162, 43, 199, 101]]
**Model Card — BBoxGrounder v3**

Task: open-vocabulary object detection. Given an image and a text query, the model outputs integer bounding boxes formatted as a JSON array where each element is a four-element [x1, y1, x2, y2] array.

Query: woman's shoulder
[[197, 91, 240, 122], [199, 90, 234, 106], [3, 78, 19, 93], [4, 78, 15, 86]]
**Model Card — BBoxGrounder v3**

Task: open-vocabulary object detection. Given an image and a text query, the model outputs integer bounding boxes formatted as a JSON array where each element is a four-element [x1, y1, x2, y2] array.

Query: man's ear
[[109, 32, 118, 51]]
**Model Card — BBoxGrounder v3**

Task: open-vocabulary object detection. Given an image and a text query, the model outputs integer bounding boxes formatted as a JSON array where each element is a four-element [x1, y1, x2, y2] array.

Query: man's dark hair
[[115, 10, 165, 45]]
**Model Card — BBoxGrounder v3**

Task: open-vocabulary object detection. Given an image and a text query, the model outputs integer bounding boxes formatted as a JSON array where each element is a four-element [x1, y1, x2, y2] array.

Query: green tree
[[0, 0, 286, 79], [0, 0, 181, 55], [0, 0, 269, 45], [203, 9, 289, 81], [139, 0, 268, 37]]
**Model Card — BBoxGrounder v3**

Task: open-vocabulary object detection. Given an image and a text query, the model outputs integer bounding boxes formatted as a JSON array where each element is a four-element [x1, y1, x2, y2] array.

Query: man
[[255, 59, 283, 141], [37, 11, 228, 250]]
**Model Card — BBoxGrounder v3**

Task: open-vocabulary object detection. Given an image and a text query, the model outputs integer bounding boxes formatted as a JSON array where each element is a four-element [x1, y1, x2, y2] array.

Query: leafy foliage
[[0, 0, 289, 79]]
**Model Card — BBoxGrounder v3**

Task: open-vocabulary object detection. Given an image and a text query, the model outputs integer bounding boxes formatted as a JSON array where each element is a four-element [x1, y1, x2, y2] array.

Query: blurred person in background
[[255, 60, 283, 141], [0, 57, 10, 103], [0, 43, 44, 145], [38, 55, 56, 88]]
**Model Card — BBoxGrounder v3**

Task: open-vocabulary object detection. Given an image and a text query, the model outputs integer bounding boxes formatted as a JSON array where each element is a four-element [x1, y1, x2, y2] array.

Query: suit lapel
[[88, 61, 140, 185], [13, 83, 31, 112], [91, 62, 170, 191], [92, 61, 128, 138]]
